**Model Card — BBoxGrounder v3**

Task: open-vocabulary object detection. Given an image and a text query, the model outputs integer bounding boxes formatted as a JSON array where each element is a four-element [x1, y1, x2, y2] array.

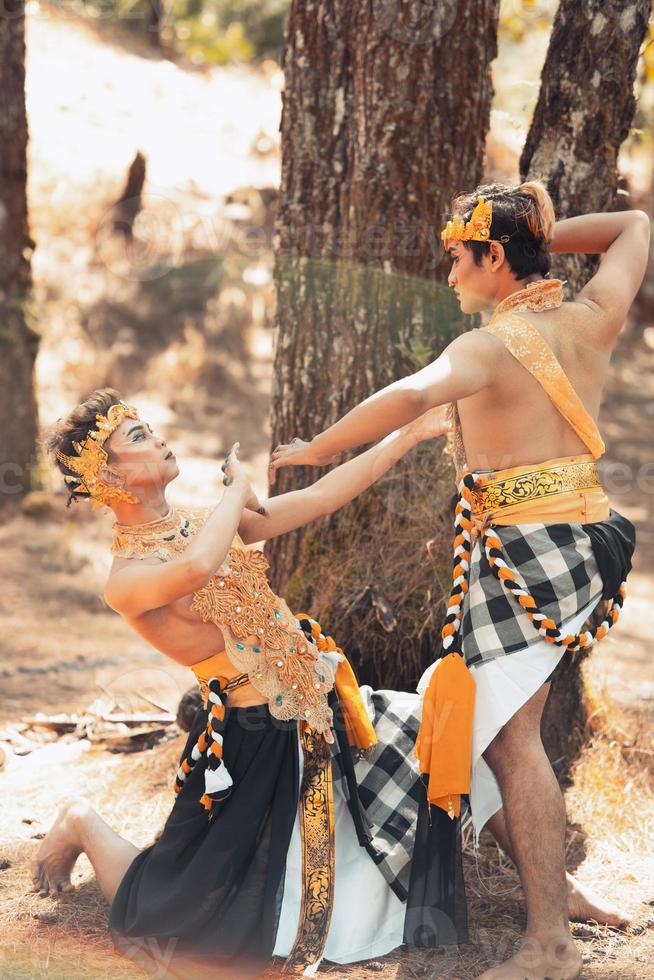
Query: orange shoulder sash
[[482, 312, 605, 459]]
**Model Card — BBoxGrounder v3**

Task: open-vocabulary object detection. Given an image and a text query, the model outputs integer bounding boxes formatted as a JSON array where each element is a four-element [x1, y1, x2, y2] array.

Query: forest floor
[[1, 3, 653, 978]]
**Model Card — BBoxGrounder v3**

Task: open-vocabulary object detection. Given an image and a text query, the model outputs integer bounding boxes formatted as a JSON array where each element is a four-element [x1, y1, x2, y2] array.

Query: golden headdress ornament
[[441, 195, 495, 244], [55, 400, 140, 510]]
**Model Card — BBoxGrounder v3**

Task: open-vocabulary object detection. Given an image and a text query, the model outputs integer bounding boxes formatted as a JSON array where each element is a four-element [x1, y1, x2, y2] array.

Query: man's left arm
[[240, 406, 450, 544]]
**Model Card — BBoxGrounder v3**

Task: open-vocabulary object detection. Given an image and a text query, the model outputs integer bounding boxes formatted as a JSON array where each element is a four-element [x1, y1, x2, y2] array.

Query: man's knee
[[483, 712, 546, 775], [59, 798, 97, 836]]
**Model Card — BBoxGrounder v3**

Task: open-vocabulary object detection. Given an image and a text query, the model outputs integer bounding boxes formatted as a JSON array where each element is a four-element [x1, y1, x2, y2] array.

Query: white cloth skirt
[[466, 592, 602, 846], [272, 725, 407, 971], [417, 592, 602, 848]]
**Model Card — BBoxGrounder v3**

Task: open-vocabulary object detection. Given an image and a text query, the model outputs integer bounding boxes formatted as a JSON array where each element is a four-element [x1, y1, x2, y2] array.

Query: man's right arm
[[104, 482, 248, 617], [270, 330, 500, 471]]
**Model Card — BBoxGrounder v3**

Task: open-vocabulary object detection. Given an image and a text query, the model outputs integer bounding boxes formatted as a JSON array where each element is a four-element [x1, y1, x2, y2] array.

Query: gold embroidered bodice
[[111, 506, 335, 735], [445, 278, 605, 479]]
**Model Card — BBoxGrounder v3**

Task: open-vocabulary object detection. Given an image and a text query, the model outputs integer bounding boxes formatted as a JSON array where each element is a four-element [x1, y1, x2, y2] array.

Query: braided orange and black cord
[[440, 473, 476, 656], [174, 676, 230, 815], [441, 473, 626, 659], [481, 527, 625, 653]]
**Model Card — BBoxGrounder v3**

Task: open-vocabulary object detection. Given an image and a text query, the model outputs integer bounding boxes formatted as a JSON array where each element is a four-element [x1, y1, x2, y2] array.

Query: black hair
[[44, 387, 122, 506], [449, 179, 555, 280]]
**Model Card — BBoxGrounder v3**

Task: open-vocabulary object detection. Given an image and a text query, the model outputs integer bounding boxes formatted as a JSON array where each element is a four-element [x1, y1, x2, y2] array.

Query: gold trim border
[[472, 460, 601, 515], [282, 723, 335, 974]]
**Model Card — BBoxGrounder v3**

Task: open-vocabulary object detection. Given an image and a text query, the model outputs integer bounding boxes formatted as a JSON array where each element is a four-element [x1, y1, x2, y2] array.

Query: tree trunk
[[520, 0, 649, 771], [0, 0, 38, 503], [147, 0, 164, 48], [520, 0, 650, 294], [267, 1, 499, 689]]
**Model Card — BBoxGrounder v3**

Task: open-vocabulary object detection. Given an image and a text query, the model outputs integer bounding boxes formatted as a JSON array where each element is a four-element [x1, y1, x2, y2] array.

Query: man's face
[[446, 241, 496, 314], [106, 416, 179, 492]]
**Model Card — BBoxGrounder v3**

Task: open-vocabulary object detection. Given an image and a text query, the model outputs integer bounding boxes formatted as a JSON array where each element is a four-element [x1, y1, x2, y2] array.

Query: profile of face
[[101, 417, 179, 496], [446, 240, 506, 314]]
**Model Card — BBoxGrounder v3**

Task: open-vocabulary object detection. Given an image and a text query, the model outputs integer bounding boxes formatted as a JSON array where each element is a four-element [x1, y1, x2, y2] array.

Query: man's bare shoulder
[[560, 297, 612, 326], [501, 300, 613, 350], [105, 555, 167, 617], [448, 326, 508, 357], [441, 329, 509, 395], [560, 296, 624, 352]]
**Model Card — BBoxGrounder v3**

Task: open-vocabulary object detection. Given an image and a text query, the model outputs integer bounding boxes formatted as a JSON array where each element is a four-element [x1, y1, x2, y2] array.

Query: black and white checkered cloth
[[331, 686, 471, 900], [462, 522, 605, 667]]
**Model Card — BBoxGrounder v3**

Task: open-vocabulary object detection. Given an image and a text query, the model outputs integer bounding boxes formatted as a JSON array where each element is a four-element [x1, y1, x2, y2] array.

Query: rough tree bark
[[0, 0, 38, 502], [521, 0, 650, 293], [520, 0, 650, 774], [267, 1, 500, 689]]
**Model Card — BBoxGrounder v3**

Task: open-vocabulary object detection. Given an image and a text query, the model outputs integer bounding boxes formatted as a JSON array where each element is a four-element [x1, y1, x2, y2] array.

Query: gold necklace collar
[[112, 505, 177, 536], [111, 505, 205, 561], [492, 278, 564, 317]]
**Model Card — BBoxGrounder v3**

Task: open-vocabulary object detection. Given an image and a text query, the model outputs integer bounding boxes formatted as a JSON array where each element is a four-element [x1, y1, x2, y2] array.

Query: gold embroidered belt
[[197, 672, 250, 707], [283, 722, 335, 974], [469, 453, 609, 528]]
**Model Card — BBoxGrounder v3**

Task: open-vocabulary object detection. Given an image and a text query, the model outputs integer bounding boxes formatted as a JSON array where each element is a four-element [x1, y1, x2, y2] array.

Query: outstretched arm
[[550, 209, 650, 347], [269, 330, 500, 471], [239, 406, 450, 545], [105, 445, 261, 616]]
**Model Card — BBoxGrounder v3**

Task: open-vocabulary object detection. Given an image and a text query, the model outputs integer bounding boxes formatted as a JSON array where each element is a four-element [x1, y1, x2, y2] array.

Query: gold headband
[[55, 401, 140, 510], [441, 195, 496, 244]]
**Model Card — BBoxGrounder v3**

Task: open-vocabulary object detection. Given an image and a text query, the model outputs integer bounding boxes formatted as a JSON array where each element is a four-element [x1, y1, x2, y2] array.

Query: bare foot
[[477, 934, 582, 980], [30, 799, 90, 897], [566, 872, 632, 928]]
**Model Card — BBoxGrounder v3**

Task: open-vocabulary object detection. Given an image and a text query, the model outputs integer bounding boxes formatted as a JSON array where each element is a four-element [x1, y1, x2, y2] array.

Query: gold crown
[[441, 195, 494, 243], [55, 401, 140, 510]]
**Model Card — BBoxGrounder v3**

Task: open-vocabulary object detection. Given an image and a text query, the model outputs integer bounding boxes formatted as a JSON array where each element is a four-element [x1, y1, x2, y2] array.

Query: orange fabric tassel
[[415, 652, 476, 818], [295, 612, 378, 752], [334, 656, 378, 751]]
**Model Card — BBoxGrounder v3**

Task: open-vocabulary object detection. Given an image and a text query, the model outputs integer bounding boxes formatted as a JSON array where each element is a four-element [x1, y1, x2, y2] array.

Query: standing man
[[270, 180, 648, 980]]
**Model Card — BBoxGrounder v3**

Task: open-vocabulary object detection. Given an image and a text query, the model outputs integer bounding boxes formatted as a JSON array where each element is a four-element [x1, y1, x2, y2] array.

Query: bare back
[[457, 301, 611, 471]]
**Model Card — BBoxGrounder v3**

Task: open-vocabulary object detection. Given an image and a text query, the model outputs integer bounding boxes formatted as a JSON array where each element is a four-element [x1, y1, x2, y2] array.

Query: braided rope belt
[[173, 617, 340, 818], [173, 672, 250, 814], [440, 472, 626, 661]]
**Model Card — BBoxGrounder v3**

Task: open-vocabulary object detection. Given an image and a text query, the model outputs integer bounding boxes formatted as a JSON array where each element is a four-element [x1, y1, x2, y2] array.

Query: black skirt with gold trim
[[109, 703, 299, 978]]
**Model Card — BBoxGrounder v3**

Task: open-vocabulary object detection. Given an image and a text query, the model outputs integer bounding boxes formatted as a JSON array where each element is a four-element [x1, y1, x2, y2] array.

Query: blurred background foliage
[[76, 0, 290, 63], [72, 0, 654, 83]]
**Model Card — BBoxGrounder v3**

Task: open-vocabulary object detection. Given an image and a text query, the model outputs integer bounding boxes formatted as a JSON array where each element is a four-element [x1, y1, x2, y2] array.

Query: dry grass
[[0, 737, 184, 979], [1, 680, 653, 980]]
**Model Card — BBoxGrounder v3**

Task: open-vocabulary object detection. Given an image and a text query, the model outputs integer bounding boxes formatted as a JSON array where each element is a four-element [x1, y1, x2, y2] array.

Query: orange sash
[[481, 312, 605, 459], [191, 645, 377, 752]]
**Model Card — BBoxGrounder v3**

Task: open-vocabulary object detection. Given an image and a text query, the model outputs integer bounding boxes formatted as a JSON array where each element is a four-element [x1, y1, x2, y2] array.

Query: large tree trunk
[[0, 0, 38, 502], [520, 0, 650, 773], [520, 0, 650, 294], [267, 1, 499, 689]]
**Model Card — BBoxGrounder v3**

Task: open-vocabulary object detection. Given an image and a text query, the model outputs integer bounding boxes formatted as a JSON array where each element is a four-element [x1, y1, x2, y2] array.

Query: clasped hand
[[269, 404, 452, 477], [268, 436, 339, 478], [221, 442, 267, 515]]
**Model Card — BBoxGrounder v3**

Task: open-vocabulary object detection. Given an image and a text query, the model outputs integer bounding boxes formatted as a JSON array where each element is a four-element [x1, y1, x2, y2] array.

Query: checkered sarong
[[461, 522, 605, 667], [331, 686, 471, 900]]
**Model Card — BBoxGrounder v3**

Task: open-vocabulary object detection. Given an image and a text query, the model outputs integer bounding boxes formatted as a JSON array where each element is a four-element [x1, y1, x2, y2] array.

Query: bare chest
[[123, 590, 226, 667]]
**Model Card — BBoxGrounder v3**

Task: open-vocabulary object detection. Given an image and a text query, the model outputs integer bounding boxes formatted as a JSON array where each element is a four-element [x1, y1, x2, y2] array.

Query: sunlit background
[[1, 3, 653, 976], [27, 0, 654, 510]]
